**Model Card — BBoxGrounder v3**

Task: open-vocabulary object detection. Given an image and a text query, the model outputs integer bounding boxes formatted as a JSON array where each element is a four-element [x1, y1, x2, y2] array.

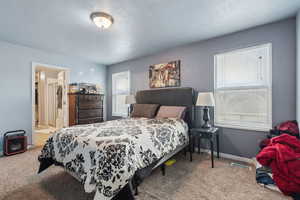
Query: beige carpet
[[0, 148, 290, 200]]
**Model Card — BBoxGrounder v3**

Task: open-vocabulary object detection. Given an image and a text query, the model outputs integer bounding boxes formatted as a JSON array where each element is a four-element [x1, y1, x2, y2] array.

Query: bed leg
[[129, 178, 139, 196], [189, 135, 193, 162], [161, 164, 166, 176], [135, 185, 138, 196]]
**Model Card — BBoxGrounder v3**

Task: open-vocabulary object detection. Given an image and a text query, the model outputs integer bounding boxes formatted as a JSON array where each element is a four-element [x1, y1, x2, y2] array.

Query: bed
[[38, 87, 194, 200]]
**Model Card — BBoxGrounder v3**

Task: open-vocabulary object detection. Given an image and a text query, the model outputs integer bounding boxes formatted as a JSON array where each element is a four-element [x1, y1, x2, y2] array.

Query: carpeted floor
[[0, 148, 289, 200]]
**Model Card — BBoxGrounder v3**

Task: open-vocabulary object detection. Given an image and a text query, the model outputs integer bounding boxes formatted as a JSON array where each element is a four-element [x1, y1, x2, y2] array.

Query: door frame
[[31, 62, 70, 147]]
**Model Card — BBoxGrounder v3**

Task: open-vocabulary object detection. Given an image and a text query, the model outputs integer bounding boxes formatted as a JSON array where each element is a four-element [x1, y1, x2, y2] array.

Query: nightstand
[[190, 127, 220, 168]]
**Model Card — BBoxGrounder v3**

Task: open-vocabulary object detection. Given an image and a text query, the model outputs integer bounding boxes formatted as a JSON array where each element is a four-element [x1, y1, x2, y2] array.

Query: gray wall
[[0, 40, 107, 155], [297, 11, 300, 121], [107, 18, 296, 158]]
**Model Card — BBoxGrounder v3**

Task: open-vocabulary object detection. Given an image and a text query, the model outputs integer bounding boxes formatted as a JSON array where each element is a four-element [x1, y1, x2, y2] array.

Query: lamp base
[[201, 106, 212, 129], [201, 121, 212, 129], [128, 104, 134, 117], [128, 106, 131, 117]]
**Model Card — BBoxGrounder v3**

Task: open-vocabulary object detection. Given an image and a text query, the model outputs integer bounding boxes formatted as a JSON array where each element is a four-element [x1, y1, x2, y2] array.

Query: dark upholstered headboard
[[136, 87, 195, 128]]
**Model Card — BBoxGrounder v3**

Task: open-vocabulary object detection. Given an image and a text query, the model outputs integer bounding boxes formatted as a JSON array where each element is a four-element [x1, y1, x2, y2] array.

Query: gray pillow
[[131, 104, 160, 118], [155, 106, 186, 119]]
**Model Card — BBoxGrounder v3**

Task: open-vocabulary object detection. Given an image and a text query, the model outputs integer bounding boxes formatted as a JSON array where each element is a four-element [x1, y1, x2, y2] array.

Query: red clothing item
[[256, 134, 300, 195]]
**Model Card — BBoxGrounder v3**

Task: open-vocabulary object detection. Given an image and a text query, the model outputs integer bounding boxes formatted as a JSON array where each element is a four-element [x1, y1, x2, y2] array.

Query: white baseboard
[[196, 148, 254, 164], [4, 146, 253, 165], [27, 144, 35, 149]]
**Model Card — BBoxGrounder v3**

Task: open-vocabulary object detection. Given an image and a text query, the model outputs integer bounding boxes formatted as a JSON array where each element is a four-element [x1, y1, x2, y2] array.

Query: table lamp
[[196, 92, 215, 129], [125, 95, 136, 116]]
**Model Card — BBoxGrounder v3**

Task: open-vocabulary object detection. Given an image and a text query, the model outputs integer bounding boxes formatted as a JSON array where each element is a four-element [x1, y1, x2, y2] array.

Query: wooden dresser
[[68, 94, 104, 126]]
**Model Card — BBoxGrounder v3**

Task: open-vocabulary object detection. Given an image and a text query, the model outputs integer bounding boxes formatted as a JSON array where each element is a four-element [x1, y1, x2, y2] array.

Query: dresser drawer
[[78, 117, 103, 125], [78, 95, 102, 109], [78, 109, 102, 119], [68, 93, 104, 126]]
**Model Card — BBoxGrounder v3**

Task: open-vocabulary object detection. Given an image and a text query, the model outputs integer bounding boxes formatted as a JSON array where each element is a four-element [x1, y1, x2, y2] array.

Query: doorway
[[32, 63, 70, 147]]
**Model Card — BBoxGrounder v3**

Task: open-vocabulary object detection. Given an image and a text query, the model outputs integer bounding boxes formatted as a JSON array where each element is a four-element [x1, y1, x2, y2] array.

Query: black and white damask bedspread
[[38, 118, 189, 200]]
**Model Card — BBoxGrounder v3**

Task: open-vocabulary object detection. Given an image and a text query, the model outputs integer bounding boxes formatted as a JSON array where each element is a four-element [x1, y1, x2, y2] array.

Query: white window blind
[[214, 44, 272, 131], [112, 71, 130, 117]]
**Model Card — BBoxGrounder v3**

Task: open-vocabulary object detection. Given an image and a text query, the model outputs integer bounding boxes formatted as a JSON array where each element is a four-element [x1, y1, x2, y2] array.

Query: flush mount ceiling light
[[90, 12, 114, 29]]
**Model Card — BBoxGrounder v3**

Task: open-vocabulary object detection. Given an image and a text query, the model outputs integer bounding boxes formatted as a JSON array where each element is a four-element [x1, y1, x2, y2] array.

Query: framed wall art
[[149, 60, 181, 88]]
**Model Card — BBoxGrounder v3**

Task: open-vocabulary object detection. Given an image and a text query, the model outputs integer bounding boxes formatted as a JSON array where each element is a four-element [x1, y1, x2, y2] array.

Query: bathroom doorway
[[32, 63, 70, 147]]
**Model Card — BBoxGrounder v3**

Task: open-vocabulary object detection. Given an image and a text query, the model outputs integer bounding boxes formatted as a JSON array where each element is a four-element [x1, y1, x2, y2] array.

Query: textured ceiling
[[0, 0, 300, 65]]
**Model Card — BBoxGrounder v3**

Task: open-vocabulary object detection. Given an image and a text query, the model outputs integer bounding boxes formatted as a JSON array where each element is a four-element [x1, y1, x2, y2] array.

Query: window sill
[[215, 123, 271, 132]]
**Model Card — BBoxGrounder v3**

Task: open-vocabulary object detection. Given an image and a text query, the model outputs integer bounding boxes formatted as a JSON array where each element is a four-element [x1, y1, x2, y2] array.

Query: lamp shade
[[196, 92, 215, 107], [125, 95, 136, 104]]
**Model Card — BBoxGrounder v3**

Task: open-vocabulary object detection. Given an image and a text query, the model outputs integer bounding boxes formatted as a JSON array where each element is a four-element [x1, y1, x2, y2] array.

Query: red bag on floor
[[256, 134, 300, 196], [260, 121, 300, 150], [270, 120, 299, 138]]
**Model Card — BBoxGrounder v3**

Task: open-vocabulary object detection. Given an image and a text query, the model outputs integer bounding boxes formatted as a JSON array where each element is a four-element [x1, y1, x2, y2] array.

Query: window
[[214, 44, 272, 131], [112, 71, 130, 117]]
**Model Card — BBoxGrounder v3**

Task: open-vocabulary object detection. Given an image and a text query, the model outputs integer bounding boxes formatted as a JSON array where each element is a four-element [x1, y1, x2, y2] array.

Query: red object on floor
[[3, 130, 27, 156], [256, 134, 300, 195], [272, 120, 300, 138]]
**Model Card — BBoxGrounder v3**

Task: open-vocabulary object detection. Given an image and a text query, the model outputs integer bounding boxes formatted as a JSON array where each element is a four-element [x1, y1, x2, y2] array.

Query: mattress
[[38, 118, 189, 200]]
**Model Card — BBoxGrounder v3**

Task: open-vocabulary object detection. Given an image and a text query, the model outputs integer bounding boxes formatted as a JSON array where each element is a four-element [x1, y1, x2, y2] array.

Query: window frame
[[213, 43, 272, 132], [112, 70, 130, 117]]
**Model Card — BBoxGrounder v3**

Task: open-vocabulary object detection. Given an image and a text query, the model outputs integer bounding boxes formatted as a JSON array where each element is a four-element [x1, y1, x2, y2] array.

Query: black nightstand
[[190, 127, 220, 168]]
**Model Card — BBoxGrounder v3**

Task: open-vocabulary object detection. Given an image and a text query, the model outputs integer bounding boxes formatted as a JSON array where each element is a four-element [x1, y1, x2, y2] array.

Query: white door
[[56, 71, 68, 128], [47, 82, 57, 127]]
